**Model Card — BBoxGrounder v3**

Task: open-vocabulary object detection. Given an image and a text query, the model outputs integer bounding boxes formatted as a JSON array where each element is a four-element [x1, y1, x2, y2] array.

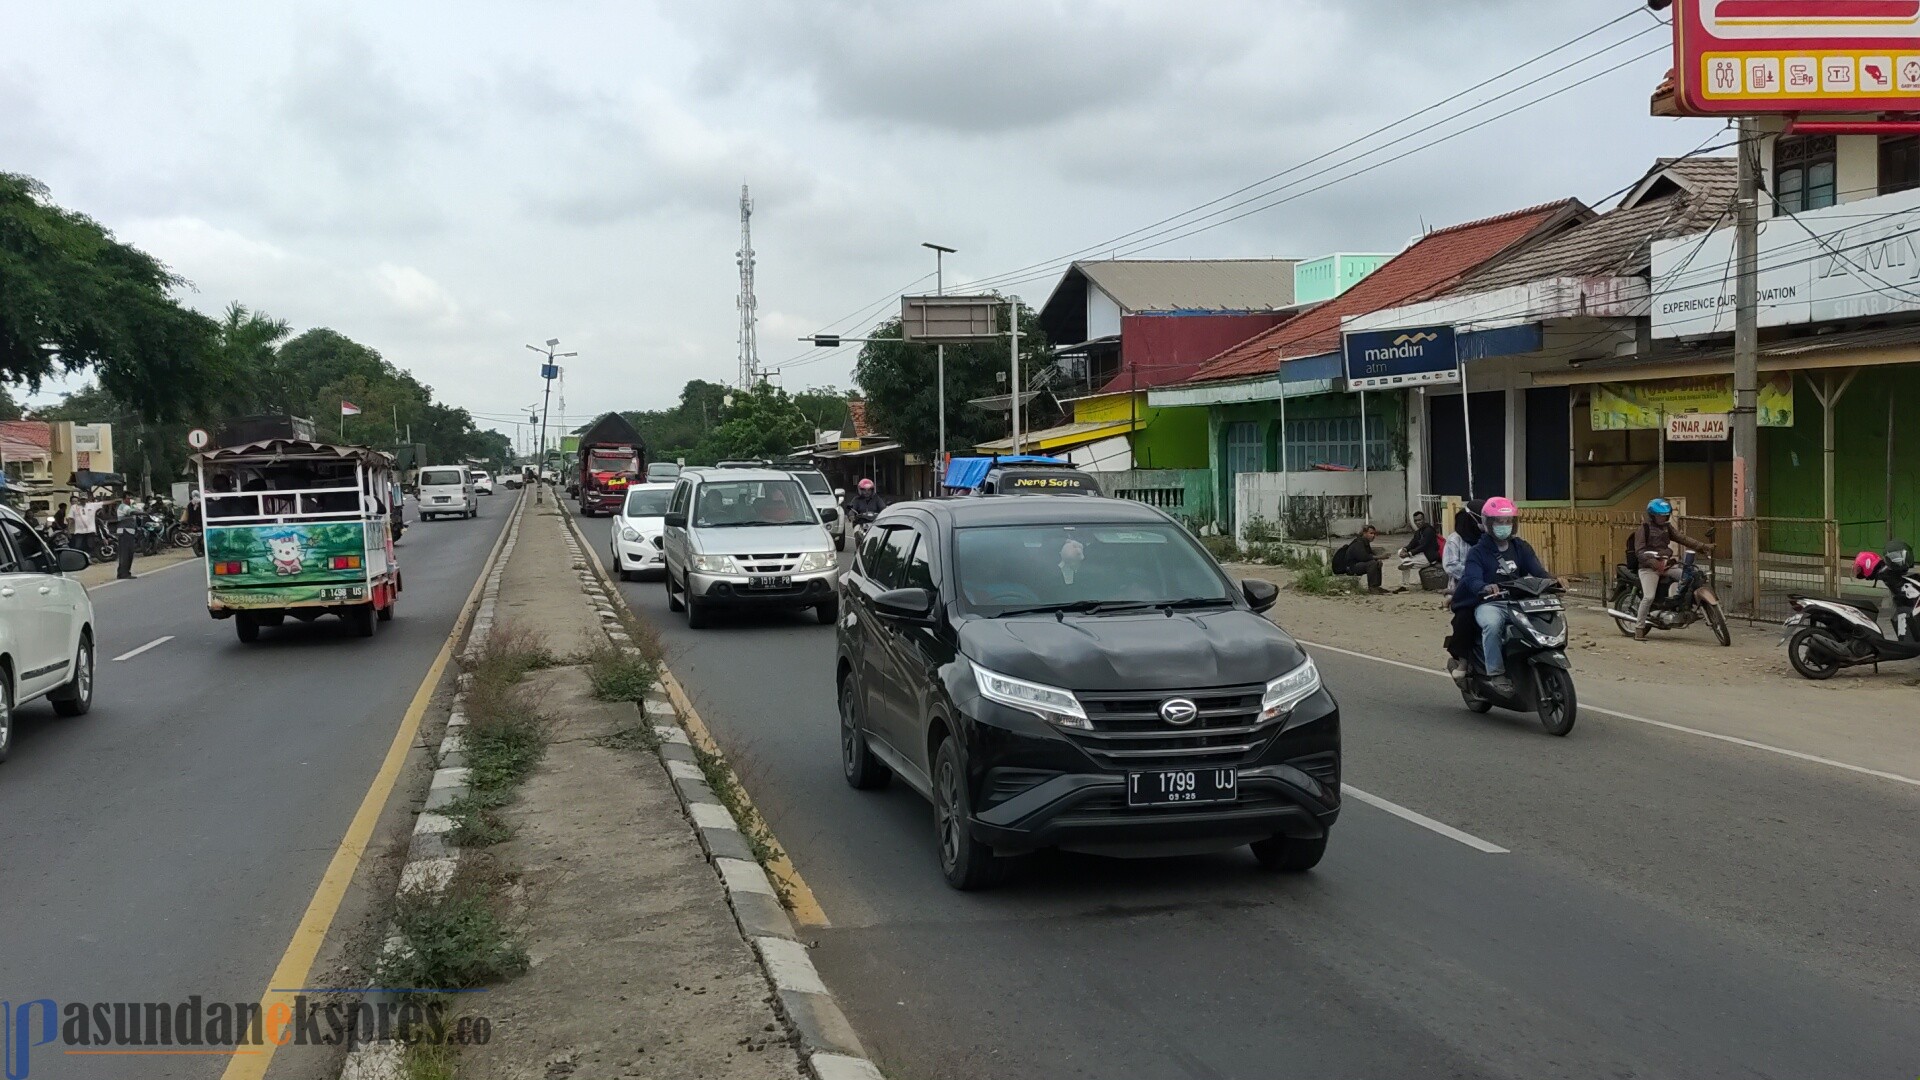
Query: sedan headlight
[[970, 662, 1090, 730], [693, 554, 739, 573], [1260, 657, 1322, 722], [795, 550, 836, 573], [621, 526, 641, 541]]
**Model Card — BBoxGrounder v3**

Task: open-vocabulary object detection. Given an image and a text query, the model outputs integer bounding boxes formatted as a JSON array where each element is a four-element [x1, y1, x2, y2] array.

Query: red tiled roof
[[1184, 199, 1589, 385], [0, 421, 52, 461], [845, 399, 873, 438]]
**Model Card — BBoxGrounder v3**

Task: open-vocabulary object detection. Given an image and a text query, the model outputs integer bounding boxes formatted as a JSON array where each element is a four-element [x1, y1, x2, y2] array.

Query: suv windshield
[[792, 471, 832, 496], [623, 488, 672, 517], [694, 479, 814, 528], [954, 523, 1233, 615], [420, 469, 464, 487]]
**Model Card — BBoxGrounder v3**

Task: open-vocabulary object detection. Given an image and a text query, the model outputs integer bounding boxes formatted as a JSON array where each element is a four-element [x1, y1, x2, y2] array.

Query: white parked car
[[609, 482, 674, 581], [787, 468, 848, 551], [418, 466, 478, 520], [469, 469, 494, 495], [0, 506, 96, 762]]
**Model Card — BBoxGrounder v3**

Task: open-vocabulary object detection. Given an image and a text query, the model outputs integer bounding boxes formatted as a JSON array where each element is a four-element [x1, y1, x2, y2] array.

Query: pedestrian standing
[[114, 493, 141, 579], [69, 499, 98, 561]]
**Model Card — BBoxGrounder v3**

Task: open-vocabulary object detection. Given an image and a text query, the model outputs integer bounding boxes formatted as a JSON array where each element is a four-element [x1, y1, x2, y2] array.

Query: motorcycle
[[1782, 568, 1920, 680], [849, 509, 879, 550], [1445, 576, 1578, 736], [1607, 550, 1730, 646]]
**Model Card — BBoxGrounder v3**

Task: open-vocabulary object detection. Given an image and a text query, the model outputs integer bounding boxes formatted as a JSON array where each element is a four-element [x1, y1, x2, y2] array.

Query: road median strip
[[558, 503, 885, 1080]]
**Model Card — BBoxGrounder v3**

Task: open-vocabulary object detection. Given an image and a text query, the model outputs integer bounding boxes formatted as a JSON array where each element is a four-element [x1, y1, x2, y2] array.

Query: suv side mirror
[[57, 548, 90, 574], [664, 512, 687, 528], [833, 488, 845, 498], [820, 507, 839, 523], [873, 587, 935, 621], [1241, 578, 1279, 614]]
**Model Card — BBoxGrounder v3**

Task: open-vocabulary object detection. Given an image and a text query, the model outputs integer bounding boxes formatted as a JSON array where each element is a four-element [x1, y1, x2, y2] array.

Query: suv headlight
[[693, 554, 739, 573], [795, 550, 836, 573], [970, 662, 1090, 730], [621, 526, 641, 541], [1260, 657, 1321, 722]]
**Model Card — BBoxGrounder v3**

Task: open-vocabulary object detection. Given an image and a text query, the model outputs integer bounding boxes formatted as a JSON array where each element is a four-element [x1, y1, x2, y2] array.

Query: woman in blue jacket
[[1450, 497, 1549, 696]]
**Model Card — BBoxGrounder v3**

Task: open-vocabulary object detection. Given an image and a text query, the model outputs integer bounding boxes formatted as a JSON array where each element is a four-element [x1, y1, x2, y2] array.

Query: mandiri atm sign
[[1674, 0, 1920, 114]]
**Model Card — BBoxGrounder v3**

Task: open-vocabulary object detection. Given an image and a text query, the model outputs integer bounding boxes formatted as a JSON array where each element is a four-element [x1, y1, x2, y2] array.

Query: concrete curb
[[335, 486, 528, 1080], [556, 503, 884, 1080]]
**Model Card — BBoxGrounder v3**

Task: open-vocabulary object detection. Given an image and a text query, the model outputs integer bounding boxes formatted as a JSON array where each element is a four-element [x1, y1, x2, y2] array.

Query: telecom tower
[[736, 183, 760, 388]]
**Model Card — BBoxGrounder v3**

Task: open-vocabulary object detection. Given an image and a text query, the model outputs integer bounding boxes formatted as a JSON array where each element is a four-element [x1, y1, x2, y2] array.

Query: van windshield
[[694, 480, 813, 528], [792, 471, 832, 496], [420, 469, 464, 487], [953, 523, 1232, 615]]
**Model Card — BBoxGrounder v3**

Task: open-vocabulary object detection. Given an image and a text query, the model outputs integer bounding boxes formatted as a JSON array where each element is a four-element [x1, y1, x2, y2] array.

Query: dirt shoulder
[[1225, 560, 1920, 778]]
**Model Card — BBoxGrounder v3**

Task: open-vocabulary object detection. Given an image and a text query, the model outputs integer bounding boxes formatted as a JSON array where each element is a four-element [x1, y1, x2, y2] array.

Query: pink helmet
[[857, 478, 875, 493], [1855, 551, 1882, 580], [1481, 496, 1518, 519]]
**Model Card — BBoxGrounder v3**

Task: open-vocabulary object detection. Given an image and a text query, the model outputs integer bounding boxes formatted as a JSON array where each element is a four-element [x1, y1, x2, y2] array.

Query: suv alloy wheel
[[51, 633, 93, 717], [933, 738, 1006, 890]]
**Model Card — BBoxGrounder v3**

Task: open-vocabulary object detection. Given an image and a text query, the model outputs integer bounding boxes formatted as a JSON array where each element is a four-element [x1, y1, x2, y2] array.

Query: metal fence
[[1515, 507, 1867, 622]]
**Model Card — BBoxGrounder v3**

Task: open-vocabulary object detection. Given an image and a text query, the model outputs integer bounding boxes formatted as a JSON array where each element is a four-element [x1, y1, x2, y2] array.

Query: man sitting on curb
[[1395, 511, 1442, 591], [1332, 525, 1386, 594]]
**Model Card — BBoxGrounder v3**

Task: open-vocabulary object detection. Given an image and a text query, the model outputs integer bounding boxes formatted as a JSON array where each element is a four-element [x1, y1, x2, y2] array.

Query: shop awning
[[1532, 325, 1920, 387], [974, 418, 1140, 455]]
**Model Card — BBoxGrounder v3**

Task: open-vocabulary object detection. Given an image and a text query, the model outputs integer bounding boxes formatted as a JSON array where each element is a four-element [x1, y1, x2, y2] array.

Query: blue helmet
[[1647, 497, 1672, 520]]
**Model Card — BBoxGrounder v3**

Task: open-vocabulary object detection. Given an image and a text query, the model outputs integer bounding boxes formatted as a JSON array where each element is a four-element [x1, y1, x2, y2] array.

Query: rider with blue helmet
[[1628, 497, 1712, 640]]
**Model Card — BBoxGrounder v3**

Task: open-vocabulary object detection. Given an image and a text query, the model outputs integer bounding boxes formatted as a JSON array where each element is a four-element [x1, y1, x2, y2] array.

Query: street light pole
[[1732, 117, 1760, 614], [526, 339, 578, 504], [923, 243, 956, 467]]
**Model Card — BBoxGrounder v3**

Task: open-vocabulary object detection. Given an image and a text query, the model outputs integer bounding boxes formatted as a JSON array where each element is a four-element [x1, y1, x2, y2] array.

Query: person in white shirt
[[68, 500, 99, 560]]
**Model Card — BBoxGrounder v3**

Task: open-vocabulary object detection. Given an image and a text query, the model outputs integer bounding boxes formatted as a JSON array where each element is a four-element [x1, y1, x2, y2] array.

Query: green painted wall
[[1760, 366, 1918, 556], [1204, 390, 1408, 528], [1133, 405, 1209, 469]]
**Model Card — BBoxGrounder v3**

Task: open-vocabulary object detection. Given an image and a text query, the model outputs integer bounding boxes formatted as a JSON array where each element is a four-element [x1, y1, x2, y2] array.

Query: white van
[[418, 465, 477, 520]]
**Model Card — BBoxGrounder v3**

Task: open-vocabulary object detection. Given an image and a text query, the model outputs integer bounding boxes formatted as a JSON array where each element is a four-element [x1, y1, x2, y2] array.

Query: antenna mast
[[737, 183, 760, 388]]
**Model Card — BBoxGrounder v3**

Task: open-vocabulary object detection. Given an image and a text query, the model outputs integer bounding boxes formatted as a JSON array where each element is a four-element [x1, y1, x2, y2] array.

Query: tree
[[692, 383, 814, 463], [0, 173, 230, 421], [855, 300, 1048, 458]]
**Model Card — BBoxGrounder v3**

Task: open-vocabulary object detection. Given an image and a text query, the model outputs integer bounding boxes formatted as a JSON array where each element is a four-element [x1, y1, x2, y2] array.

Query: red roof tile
[[1185, 199, 1590, 384], [845, 399, 873, 438]]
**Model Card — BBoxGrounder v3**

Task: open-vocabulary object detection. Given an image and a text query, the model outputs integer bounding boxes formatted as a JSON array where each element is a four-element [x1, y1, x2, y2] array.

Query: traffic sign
[[187, 428, 211, 450], [1671, 0, 1920, 115]]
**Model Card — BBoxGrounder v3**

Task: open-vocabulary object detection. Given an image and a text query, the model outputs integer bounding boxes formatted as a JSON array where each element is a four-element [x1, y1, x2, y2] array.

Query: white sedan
[[470, 471, 494, 495], [609, 482, 675, 581]]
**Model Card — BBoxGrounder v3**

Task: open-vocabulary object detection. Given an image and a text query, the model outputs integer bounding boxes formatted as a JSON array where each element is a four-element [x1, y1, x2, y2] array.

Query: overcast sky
[[6, 0, 1716, 445]]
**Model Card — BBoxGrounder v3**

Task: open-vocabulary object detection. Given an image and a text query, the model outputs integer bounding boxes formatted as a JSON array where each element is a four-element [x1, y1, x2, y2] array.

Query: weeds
[[692, 743, 794, 908], [380, 857, 528, 993], [440, 792, 513, 848], [460, 626, 552, 797], [592, 723, 660, 752], [1200, 534, 1243, 563], [400, 1035, 459, 1080], [585, 641, 657, 705], [1291, 562, 1356, 597]]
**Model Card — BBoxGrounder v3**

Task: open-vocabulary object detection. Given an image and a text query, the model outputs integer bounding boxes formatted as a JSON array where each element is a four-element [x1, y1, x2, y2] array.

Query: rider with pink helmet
[[1451, 496, 1552, 697]]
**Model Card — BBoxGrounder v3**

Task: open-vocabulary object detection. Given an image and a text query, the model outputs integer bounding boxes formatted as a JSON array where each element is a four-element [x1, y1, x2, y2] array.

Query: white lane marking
[[111, 635, 174, 662], [1299, 638, 1920, 791], [1342, 785, 1510, 854]]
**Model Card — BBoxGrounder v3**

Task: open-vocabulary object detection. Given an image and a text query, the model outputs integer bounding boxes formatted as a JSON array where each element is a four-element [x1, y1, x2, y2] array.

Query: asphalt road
[[576, 503, 1920, 1080], [0, 496, 510, 1079]]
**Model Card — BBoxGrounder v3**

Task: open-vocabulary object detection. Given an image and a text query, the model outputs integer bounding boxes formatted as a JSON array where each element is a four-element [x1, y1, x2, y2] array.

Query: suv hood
[[956, 610, 1305, 692], [693, 522, 831, 555]]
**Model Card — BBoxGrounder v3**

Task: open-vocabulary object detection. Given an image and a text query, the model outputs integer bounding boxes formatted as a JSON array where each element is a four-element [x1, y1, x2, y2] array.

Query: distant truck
[[574, 412, 647, 517]]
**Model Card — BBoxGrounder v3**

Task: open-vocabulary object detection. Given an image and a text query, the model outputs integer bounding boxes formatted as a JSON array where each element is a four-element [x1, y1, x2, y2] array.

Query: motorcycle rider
[[1855, 544, 1919, 641], [1451, 496, 1550, 698], [1628, 498, 1712, 641], [845, 478, 886, 519]]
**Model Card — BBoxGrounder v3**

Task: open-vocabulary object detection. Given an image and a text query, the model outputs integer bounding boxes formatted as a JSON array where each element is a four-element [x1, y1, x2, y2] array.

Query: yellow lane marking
[[571, 509, 832, 928], [220, 490, 521, 1080]]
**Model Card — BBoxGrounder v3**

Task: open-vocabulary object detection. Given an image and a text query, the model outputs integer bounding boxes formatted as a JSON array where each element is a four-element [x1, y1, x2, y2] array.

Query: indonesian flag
[[341, 400, 362, 416]]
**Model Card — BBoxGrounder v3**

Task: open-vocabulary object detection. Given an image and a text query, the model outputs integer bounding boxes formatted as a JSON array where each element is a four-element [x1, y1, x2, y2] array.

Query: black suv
[[834, 496, 1339, 889]]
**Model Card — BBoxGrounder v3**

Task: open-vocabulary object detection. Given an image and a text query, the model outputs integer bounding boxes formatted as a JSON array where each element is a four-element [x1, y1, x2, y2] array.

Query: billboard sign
[[1672, 0, 1920, 114], [1667, 412, 1732, 440], [1341, 325, 1459, 389], [900, 295, 1002, 343], [1649, 183, 1920, 337]]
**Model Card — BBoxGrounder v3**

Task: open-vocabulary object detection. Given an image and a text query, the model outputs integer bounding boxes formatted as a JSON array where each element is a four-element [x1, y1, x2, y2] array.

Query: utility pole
[[1732, 116, 1760, 614], [737, 184, 760, 389], [1009, 297, 1022, 454], [527, 339, 577, 504], [923, 243, 956, 466]]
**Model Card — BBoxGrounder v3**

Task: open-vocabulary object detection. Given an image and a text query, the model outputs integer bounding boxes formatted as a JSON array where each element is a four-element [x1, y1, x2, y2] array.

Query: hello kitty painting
[[267, 533, 305, 575]]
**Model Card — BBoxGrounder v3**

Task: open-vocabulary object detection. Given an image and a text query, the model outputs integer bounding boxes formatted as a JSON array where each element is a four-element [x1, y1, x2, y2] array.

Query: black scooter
[[1783, 569, 1920, 680], [1445, 576, 1578, 736]]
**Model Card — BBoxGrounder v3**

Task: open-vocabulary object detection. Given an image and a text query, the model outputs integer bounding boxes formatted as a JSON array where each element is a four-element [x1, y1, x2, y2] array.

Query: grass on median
[[1291, 562, 1357, 597], [458, 625, 553, 798], [379, 854, 529, 994]]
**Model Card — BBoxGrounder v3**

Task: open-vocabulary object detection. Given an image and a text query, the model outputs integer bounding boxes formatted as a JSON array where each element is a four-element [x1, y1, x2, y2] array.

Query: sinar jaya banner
[[1591, 375, 1794, 431]]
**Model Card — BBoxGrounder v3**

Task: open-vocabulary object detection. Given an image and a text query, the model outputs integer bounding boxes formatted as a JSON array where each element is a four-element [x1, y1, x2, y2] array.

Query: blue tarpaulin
[[943, 455, 1067, 490]]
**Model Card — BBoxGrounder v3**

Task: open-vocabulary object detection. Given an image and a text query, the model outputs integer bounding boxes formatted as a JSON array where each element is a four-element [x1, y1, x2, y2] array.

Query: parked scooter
[[1606, 550, 1731, 646], [1445, 575, 1578, 736], [1782, 544, 1920, 679]]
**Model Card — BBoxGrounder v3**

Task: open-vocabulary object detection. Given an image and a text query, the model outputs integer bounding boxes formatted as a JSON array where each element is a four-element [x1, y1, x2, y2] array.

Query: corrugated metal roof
[[1185, 199, 1590, 384], [1532, 324, 1920, 385], [1458, 160, 1735, 293], [1071, 259, 1300, 313]]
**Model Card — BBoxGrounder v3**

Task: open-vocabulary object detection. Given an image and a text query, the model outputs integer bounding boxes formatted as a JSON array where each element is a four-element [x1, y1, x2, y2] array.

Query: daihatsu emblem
[[1159, 698, 1199, 726]]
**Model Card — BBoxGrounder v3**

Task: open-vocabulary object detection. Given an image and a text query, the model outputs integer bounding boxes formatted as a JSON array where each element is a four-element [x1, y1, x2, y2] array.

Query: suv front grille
[[1065, 684, 1276, 770], [735, 552, 801, 573]]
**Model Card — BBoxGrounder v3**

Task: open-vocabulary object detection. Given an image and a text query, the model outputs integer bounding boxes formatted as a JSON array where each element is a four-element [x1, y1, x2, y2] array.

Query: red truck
[[574, 412, 647, 517]]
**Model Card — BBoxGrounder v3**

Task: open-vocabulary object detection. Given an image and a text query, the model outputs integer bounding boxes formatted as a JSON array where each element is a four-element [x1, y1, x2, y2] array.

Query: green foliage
[[619, 379, 850, 466], [1200, 534, 1242, 562], [381, 859, 528, 992], [1291, 562, 1355, 597], [585, 642, 656, 705], [855, 300, 1049, 457]]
